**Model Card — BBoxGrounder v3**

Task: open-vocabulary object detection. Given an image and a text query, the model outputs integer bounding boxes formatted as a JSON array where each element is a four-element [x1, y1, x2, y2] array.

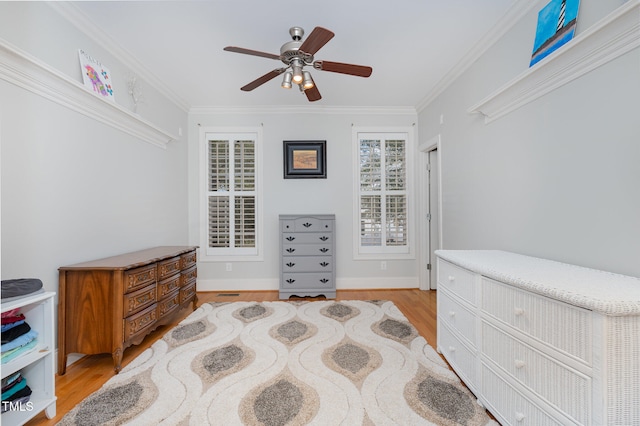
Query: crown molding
[[468, 0, 640, 123], [189, 105, 417, 116], [48, 2, 190, 113], [0, 39, 179, 148], [416, 0, 539, 112]]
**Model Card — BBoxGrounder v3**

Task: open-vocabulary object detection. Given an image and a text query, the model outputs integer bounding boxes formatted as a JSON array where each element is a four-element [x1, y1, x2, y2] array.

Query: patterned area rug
[[58, 301, 494, 425]]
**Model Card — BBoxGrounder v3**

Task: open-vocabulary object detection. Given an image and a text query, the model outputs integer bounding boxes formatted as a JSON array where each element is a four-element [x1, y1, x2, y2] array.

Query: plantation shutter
[[358, 133, 408, 254], [207, 136, 257, 255]]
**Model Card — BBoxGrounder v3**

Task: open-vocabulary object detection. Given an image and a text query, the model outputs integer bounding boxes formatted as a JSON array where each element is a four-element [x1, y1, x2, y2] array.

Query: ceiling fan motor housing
[[280, 41, 313, 65]]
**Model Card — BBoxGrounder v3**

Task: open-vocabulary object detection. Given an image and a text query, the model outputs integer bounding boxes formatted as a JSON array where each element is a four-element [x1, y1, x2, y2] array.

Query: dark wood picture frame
[[283, 140, 327, 179]]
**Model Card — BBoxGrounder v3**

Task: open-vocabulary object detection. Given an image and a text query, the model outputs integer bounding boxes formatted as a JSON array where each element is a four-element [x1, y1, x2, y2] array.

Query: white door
[[428, 149, 440, 289]]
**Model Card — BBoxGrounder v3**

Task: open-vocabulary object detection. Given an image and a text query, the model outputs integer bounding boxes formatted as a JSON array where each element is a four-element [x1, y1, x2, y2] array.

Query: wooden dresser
[[58, 246, 198, 374], [436, 250, 640, 426], [279, 214, 336, 299]]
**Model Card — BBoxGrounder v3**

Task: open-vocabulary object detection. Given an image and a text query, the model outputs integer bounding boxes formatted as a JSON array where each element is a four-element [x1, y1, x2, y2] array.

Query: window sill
[[0, 40, 178, 148], [353, 252, 415, 261], [468, 1, 639, 123], [199, 254, 264, 263]]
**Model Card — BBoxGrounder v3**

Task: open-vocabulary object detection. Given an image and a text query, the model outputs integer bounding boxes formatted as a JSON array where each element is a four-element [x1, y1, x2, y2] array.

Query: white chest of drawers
[[436, 250, 640, 426], [279, 214, 336, 299]]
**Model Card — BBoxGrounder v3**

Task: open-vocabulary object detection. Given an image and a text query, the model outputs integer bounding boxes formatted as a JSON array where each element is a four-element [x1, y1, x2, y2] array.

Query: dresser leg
[[58, 353, 68, 375], [113, 347, 123, 373], [192, 294, 199, 311]]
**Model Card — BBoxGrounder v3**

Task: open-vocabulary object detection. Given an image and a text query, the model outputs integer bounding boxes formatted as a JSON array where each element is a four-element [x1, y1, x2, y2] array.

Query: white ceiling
[[69, 0, 519, 109]]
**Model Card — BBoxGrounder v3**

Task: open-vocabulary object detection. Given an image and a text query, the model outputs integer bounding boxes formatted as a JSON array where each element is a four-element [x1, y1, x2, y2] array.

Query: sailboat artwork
[[530, 0, 581, 66]]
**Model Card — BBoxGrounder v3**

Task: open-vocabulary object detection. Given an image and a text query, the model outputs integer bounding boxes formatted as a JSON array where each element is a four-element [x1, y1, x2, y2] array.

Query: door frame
[[418, 134, 443, 290]]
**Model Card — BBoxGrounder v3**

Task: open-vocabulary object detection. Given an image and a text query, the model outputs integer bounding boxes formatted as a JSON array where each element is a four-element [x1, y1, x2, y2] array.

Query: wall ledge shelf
[[468, 0, 640, 123], [0, 39, 178, 148]]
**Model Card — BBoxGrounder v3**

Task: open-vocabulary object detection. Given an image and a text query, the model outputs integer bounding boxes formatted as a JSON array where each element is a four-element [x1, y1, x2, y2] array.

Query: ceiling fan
[[224, 26, 373, 102]]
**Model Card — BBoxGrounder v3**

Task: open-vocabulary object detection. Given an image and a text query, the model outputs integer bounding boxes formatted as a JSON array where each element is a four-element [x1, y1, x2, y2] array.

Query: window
[[354, 130, 414, 258], [200, 129, 262, 260]]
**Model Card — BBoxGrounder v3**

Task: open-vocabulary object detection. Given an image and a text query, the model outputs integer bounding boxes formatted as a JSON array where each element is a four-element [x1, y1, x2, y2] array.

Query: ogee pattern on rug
[[57, 300, 493, 426]]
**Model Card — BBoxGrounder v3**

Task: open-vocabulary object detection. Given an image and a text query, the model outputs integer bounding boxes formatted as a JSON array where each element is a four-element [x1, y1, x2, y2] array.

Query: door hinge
[[427, 163, 431, 171], [427, 263, 432, 270], [426, 213, 432, 221]]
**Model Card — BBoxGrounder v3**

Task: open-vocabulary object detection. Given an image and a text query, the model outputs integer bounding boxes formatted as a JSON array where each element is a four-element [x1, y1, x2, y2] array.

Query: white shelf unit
[[1, 291, 57, 425]]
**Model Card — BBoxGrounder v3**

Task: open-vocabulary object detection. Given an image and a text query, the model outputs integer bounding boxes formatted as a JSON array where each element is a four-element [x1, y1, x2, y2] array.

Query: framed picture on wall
[[283, 140, 327, 179]]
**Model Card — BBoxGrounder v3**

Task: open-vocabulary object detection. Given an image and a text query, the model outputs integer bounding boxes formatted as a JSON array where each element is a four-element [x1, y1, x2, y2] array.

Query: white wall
[[0, 2, 189, 292], [418, 0, 640, 277], [188, 109, 419, 291]]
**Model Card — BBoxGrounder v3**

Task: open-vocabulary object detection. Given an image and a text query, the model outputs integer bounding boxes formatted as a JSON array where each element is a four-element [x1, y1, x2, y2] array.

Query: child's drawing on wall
[[79, 49, 114, 101]]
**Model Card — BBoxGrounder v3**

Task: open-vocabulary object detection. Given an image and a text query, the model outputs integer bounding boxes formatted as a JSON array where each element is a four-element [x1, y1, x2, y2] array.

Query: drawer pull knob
[[320, 278, 329, 283], [515, 412, 525, 422], [514, 307, 525, 316], [286, 248, 296, 253], [319, 248, 329, 253], [286, 279, 295, 284], [448, 275, 455, 281], [448, 346, 456, 352], [319, 236, 329, 241], [286, 262, 295, 268], [515, 360, 526, 369], [320, 262, 329, 267], [286, 236, 295, 241], [303, 222, 312, 228], [449, 311, 456, 317]]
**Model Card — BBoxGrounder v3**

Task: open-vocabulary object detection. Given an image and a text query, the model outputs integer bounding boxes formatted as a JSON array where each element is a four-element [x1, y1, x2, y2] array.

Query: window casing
[[200, 129, 262, 260], [354, 130, 414, 259]]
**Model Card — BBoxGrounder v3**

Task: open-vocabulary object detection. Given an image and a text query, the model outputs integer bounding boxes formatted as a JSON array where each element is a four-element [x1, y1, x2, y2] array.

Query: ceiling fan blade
[[314, 60, 373, 77], [305, 84, 322, 102], [240, 68, 287, 91], [299, 27, 335, 55], [224, 46, 280, 60]]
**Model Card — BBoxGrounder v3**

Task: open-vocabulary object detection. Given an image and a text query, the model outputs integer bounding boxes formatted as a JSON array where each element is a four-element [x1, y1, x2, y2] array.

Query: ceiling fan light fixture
[[291, 59, 304, 84], [302, 71, 314, 89], [281, 72, 293, 89]]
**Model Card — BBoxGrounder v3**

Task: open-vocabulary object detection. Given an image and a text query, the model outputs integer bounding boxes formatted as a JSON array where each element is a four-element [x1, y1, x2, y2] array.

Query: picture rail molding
[[468, 0, 639, 123], [0, 39, 179, 148]]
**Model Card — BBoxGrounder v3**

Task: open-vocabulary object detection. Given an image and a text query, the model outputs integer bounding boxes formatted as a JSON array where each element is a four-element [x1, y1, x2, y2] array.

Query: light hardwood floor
[[27, 289, 439, 425]]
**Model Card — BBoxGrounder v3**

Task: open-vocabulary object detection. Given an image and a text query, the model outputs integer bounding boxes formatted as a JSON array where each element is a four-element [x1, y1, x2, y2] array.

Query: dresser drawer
[[282, 273, 333, 289], [124, 264, 156, 293], [123, 283, 157, 316], [124, 304, 157, 341], [437, 259, 475, 305], [481, 362, 561, 426], [481, 321, 590, 424], [438, 322, 478, 390], [158, 274, 180, 299], [158, 256, 181, 280], [438, 289, 476, 347], [180, 265, 197, 286], [180, 250, 197, 269], [481, 278, 592, 364], [282, 256, 332, 273], [180, 281, 197, 304], [158, 290, 180, 319], [283, 233, 332, 244], [282, 244, 332, 256], [281, 217, 334, 233]]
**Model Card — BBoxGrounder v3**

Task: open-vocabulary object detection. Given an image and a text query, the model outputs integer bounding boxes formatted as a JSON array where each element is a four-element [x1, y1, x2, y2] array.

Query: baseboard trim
[[195, 277, 418, 292]]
